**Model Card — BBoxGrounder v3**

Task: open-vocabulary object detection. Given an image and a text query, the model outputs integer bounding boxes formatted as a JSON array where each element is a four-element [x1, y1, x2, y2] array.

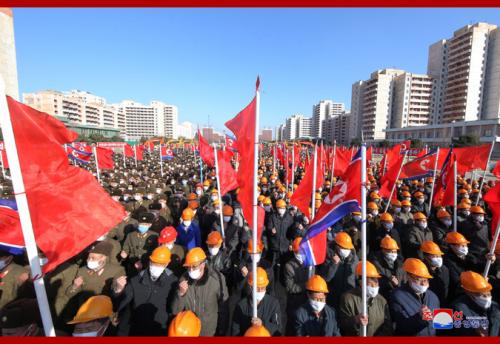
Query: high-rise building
[[275, 124, 285, 141], [427, 22, 500, 123], [323, 111, 351, 146], [177, 121, 195, 139], [0, 8, 18, 100], [312, 100, 344, 138], [351, 69, 406, 142], [391, 72, 434, 128], [260, 128, 273, 142], [23, 90, 125, 137], [284, 114, 312, 140]]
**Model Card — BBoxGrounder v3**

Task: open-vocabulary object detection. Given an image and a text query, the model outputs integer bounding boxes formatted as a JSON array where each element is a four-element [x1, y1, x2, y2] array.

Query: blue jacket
[[294, 302, 341, 336], [390, 283, 440, 336], [176, 222, 201, 250], [451, 294, 500, 336]]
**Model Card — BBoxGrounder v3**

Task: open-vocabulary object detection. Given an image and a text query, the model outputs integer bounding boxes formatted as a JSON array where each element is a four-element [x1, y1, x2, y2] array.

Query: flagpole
[[484, 221, 500, 277], [213, 144, 225, 239], [428, 147, 440, 217], [291, 144, 295, 189], [0, 78, 56, 336], [360, 143, 367, 337], [476, 139, 496, 206], [134, 145, 138, 168], [93, 146, 101, 184], [453, 160, 458, 232], [311, 143, 318, 219], [160, 144, 164, 177], [285, 145, 289, 191], [273, 144, 276, 175], [122, 145, 126, 168], [199, 155, 204, 184], [331, 140, 336, 181], [384, 150, 408, 213], [251, 79, 260, 319]]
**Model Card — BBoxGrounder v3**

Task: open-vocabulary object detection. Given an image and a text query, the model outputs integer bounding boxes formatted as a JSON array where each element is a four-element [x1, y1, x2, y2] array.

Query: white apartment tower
[[323, 111, 351, 146], [312, 100, 344, 138], [427, 22, 500, 124]]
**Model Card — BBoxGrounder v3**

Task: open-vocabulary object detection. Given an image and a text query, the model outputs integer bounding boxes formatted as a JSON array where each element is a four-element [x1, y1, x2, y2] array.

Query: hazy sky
[[13, 8, 500, 132]]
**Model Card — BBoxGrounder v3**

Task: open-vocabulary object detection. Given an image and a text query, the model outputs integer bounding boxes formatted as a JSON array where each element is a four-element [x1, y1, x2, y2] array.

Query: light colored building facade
[[391, 72, 434, 128], [0, 8, 18, 100], [323, 111, 351, 146], [23, 90, 125, 137], [284, 114, 312, 140], [312, 100, 344, 138], [275, 124, 285, 141], [260, 128, 273, 142], [177, 121, 195, 139], [427, 23, 500, 124]]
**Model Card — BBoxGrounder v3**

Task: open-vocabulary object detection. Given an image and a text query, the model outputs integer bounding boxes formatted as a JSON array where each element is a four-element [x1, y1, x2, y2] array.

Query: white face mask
[[338, 248, 351, 259], [208, 247, 220, 256], [418, 221, 428, 229], [87, 260, 103, 271], [473, 215, 484, 223], [214, 209, 221, 215], [256, 291, 266, 302], [211, 195, 218, 201], [410, 280, 428, 294], [383, 222, 394, 230], [384, 252, 398, 263], [353, 215, 362, 222], [196, 189, 203, 196], [166, 243, 174, 250], [254, 254, 261, 263], [223, 216, 231, 222], [295, 253, 304, 264], [461, 210, 470, 217], [277, 208, 286, 216], [430, 257, 443, 268], [203, 186, 209, 191], [309, 299, 326, 313], [471, 294, 492, 309], [367, 285, 379, 298], [372, 210, 379, 216], [134, 195, 142, 201], [417, 198, 425, 204], [183, 220, 192, 228], [442, 219, 452, 227], [188, 267, 202, 280], [149, 265, 165, 280], [264, 205, 271, 212], [73, 331, 99, 337], [451, 245, 468, 257], [393, 207, 401, 214]]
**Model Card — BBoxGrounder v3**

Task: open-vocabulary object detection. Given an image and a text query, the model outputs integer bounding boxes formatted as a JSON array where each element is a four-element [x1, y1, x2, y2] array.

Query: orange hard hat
[[168, 311, 201, 337], [248, 267, 269, 288], [257, 195, 265, 203], [244, 324, 271, 337], [67, 295, 113, 324], [182, 208, 194, 220], [223, 205, 234, 216], [460, 271, 492, 293], [335, 232, 354, 250], [380, 235, 399, 250], [420, 241, 444, 256], [391, 199, 402, 207], [355, 261, 381, 278], [470, 206, 485, 214], [276, 199, 287, 209], [401, 200, 411, 207], [158, 226, 177, 244], [188, 200, 199, 210], [370, 191, 381, 200], [403, 258, 433, 279], [413, 212, 427, 221], [286, 191, 293, 199], [187, 193, 197, 201], [306, 275, 329, 293], [263, 197, 272, 206], [458, 201, 471, 209], [206, 231, 223, 246], [380, 212, 393, 222], [367, 202, 379, 210], [150, 246, 171, 265], [183, 247, 207, 267], [437, 209, 451, 219], [292, 237, 302, 253], [402, 191, 411, 198], [248, 240, 264, 254], [414, 191, 424, 198], [496, 240, 500, 255], [445, 232, 470, 245]]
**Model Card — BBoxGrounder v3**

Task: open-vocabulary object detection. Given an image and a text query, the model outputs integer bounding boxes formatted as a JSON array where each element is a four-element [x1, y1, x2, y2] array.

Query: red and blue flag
[[67, 145, 93, 164]]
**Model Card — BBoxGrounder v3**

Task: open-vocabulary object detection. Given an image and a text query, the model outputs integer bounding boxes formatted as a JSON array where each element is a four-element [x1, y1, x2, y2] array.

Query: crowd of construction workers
[[0, 147, 498, 337]]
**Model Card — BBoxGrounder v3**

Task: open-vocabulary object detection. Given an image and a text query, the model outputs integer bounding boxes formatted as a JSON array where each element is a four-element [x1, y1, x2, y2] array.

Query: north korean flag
[[67, 145, 92, 164], [400, 149, 438, 180], [225, 134, 238, 152], [161, 146, 174, 160]]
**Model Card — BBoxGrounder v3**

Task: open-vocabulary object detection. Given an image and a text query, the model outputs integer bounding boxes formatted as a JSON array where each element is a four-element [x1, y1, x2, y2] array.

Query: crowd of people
[[0, 146, 498, 337]]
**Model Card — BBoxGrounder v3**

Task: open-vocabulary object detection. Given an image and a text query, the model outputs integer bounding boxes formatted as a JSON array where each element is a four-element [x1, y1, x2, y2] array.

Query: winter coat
[[294, 302, 341, 336], [231, 294, 282, 336], [451, 294, 500, 336]]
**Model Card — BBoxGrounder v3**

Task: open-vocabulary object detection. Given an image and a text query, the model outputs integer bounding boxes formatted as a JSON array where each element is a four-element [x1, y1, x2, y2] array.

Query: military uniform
[[0, 262, 29, 310], [122, 230, 159, 265]]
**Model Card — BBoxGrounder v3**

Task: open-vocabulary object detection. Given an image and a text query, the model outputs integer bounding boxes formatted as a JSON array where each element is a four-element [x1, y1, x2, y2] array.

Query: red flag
[[198, 129, 215, 168], [124, 143, 134, 157], [454, 144, 491, 175], [225, 94, 265, 240], [379, 153, 405, 199], [484, 183, 500, 237], [136, 145, 145, 161], [333, 147, 351, 176], [400, 140, 411, 151], [401, 150, 438, 179], [493, 160, 500, 178], [416, 149, 427, 158], [225, 134, 238, 152], [217, 150, 238, 196], [290, 150, 324, 220], [96, 147, 114, 170], [433, 150, 456, 207], [1, 97, 126, 273], [440, 154, 456, 207]]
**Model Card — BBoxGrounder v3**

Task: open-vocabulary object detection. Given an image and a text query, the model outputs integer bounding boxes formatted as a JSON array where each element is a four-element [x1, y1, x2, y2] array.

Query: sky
[[13, 8, 500, 133]]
